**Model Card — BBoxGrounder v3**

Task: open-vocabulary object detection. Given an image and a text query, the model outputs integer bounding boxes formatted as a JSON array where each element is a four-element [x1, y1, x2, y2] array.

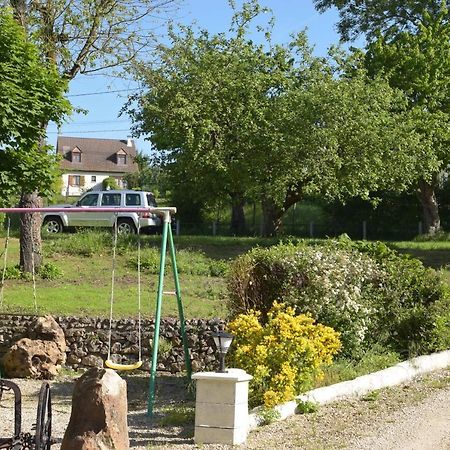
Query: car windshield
[[77, 194, 99, 207]]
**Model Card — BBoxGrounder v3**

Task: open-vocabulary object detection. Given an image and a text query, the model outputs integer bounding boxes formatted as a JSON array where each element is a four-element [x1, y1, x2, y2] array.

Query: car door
[[68, 193, 100, 226], [99, 192, 122, 226]]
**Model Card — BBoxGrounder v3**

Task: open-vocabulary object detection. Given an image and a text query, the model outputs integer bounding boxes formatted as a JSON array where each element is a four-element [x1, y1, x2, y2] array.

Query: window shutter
[[80, 176, 85, 186], [68, 175, 74, 186]]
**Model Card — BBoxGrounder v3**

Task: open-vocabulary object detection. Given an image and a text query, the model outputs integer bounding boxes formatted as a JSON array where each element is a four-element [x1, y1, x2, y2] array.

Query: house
[[57, 136, 138, 196]]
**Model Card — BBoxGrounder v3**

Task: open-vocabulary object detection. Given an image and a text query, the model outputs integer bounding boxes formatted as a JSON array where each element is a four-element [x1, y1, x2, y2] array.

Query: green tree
[[130, 8, 432, 235], [314, 0, 450, 234], [130, 7, 426, 235], [1, 0, 180, 270], [124, 152, 168, 194], [0, 9, 69, 269]]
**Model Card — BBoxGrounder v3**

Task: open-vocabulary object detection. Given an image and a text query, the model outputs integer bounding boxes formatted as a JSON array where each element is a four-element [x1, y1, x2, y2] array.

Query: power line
[[67, 88, 140, 97], [47, 129, 131, 134], [54, 119, 130, 126]]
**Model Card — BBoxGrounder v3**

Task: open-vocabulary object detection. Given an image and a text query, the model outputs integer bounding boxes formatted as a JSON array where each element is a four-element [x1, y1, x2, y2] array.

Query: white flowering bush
[[227, 238, 450, 358]]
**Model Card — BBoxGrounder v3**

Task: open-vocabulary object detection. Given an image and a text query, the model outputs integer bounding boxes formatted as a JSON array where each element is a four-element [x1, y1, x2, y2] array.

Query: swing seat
[[105, 359, 143, 371]]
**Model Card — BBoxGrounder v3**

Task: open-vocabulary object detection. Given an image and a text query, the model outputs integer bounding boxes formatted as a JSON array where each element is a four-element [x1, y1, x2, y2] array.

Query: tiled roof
[[57, 136, 138, 173]]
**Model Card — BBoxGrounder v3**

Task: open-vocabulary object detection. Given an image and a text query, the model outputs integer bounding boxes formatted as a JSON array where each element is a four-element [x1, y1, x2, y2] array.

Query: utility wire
[[47, 129, 131, 134], [67, 88, 140, 97], [56, 119, 130, 126]]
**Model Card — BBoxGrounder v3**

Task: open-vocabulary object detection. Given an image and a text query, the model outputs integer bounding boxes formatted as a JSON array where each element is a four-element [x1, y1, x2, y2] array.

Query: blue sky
[[47, 1, 345, 153]]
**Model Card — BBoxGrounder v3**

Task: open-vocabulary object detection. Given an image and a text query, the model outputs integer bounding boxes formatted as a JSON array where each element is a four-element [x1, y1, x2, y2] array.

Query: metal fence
[[172, 219, 426, 241]]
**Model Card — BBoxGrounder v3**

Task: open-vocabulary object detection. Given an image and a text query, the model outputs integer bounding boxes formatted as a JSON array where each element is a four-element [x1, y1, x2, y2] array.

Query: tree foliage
[[0, 9, 69, 205], [315, 0, 450, 233], [1, 0, 179, 271], [313, 0, 450, 41], [2, 0, 180, 76], [130, 6, 428, 235]]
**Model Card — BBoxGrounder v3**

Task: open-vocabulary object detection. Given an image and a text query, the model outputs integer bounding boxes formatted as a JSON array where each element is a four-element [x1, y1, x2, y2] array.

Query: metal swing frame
[[0, 206, 192, 418]]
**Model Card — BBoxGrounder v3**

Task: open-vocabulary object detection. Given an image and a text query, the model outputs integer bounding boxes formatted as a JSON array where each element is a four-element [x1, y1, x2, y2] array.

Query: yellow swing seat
[[105, 359, 143, 371]]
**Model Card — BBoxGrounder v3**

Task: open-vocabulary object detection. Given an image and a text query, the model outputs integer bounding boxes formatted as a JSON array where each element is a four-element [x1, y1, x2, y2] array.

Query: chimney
[[127, 136, 133, 147]]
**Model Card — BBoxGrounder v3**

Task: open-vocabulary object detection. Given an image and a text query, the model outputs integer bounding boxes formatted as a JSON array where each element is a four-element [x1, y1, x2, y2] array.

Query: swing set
[[0, 205, 191, 417]]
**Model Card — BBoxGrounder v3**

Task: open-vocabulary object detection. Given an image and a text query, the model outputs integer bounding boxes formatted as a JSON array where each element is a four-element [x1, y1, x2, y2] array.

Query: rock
[[2, 315, 66, 379], [191, 359, 203, 372], [2, 338, 64, 379], [61, 368, 129, 450], [67, 354, 82, 365], [33, 315, 66, 353], [81, 355, 104, 368]]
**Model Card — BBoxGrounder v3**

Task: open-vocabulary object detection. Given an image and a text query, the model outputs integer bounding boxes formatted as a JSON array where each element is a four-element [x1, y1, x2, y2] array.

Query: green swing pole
[[168, 222, 192, 379], [147, 214, 169, 417]]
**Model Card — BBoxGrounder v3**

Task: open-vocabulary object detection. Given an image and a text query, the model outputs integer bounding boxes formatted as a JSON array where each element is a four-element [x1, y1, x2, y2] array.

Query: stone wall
[[0, 314, 227, 373]]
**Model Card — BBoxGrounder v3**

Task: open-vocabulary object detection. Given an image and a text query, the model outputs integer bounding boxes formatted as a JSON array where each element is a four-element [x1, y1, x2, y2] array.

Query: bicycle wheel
[[34, 382, 52, 450]]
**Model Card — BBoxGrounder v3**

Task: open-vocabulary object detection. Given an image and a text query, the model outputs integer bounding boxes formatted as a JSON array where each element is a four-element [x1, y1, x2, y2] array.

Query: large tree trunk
[[261, 198, 284, 237], [230, 195, 246, 236], [19, 192, 42, 273], [417, 179, 441, 235], [261, 189, 303, 237]]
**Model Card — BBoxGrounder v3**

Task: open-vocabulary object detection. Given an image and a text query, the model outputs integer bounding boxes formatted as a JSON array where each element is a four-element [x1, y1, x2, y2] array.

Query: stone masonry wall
[[0, 314, 227, 373]]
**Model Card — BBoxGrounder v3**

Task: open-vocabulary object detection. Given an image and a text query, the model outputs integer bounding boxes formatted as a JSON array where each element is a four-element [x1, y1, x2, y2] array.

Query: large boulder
[[61, 368, 129, 450], [2, 315, 66, 379]]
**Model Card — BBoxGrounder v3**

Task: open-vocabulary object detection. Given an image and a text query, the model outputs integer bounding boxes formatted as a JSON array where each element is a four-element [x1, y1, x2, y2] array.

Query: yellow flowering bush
[[228, 302, 341, 407]]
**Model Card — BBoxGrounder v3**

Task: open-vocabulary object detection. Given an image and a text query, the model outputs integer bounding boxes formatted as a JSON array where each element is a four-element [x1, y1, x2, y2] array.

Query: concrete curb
[[248, 349, 450, 430]]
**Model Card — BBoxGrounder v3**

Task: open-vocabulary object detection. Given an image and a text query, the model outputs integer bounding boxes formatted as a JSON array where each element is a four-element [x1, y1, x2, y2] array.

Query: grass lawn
[[0, 232, 448, 318], [389, 240, 450, 284]]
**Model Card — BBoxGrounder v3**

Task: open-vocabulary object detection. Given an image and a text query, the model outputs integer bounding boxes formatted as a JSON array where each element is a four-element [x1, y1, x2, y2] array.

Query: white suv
[[42, 190, 160, 234]]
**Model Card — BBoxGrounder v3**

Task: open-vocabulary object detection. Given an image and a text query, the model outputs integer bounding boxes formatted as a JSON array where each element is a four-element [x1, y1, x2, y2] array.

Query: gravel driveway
[[1, 368, 449, 449]]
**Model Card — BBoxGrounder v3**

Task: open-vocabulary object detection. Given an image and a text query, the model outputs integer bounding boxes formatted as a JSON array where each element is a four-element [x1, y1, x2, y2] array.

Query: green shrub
[[1, 265, 21, 280], [102, 177, 120, 190], [1, 262, 62, 280], [227, 237, 450, 359], [296, 400, 319, 414], [228, 241, 381, 358], [257, 406, 281, 425], [335, 238, 450, 356], [228, 302, 341, 408], [38, 262, 63, 280]]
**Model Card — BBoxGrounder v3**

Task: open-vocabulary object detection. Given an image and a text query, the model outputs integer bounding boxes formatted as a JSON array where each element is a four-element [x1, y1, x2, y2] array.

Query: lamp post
[[212, 331, 234, 373]]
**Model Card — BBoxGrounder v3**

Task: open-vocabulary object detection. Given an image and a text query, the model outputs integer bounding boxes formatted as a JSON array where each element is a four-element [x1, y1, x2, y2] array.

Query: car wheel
[[43, 217, 64, 234], [116, 219, 137, 235]]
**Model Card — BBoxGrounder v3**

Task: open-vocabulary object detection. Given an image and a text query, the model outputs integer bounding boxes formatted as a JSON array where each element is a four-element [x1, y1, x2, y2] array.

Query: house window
[[117, 154, 126, 165], [91, 176, 97, 182], [68, 175, 84, 186], [71, 148, 82, 163]]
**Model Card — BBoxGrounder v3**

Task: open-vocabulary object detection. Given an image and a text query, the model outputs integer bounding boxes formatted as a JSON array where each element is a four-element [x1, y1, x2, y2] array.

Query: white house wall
[[61, 172, 127, 197]]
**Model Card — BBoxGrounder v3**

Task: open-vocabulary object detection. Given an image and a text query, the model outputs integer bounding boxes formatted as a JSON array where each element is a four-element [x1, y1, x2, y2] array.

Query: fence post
[[362, 220, 367, 240], [175, 219, 180, 236], [418, 221, 423, 236], [212, 221, 217, 236], [309, 221, 314, 238]]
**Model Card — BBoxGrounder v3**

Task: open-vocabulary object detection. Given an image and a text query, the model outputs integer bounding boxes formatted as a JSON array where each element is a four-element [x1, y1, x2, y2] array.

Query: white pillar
[[192, 368, 253, 445]]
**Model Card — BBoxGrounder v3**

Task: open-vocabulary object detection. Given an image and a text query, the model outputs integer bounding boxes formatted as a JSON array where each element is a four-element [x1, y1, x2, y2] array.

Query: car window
[[125, 193, 141, 206], [146, 194, 157, 207], [78, 194, 99, 207], [101, 193, 121, 206]]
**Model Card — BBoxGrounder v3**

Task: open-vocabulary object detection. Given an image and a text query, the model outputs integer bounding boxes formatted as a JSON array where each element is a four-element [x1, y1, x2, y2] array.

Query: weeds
[[296, 400, 319, 414], [257, 406, 281, 425], [158, 405, 195, 426], [362, 390, 380, 402]]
